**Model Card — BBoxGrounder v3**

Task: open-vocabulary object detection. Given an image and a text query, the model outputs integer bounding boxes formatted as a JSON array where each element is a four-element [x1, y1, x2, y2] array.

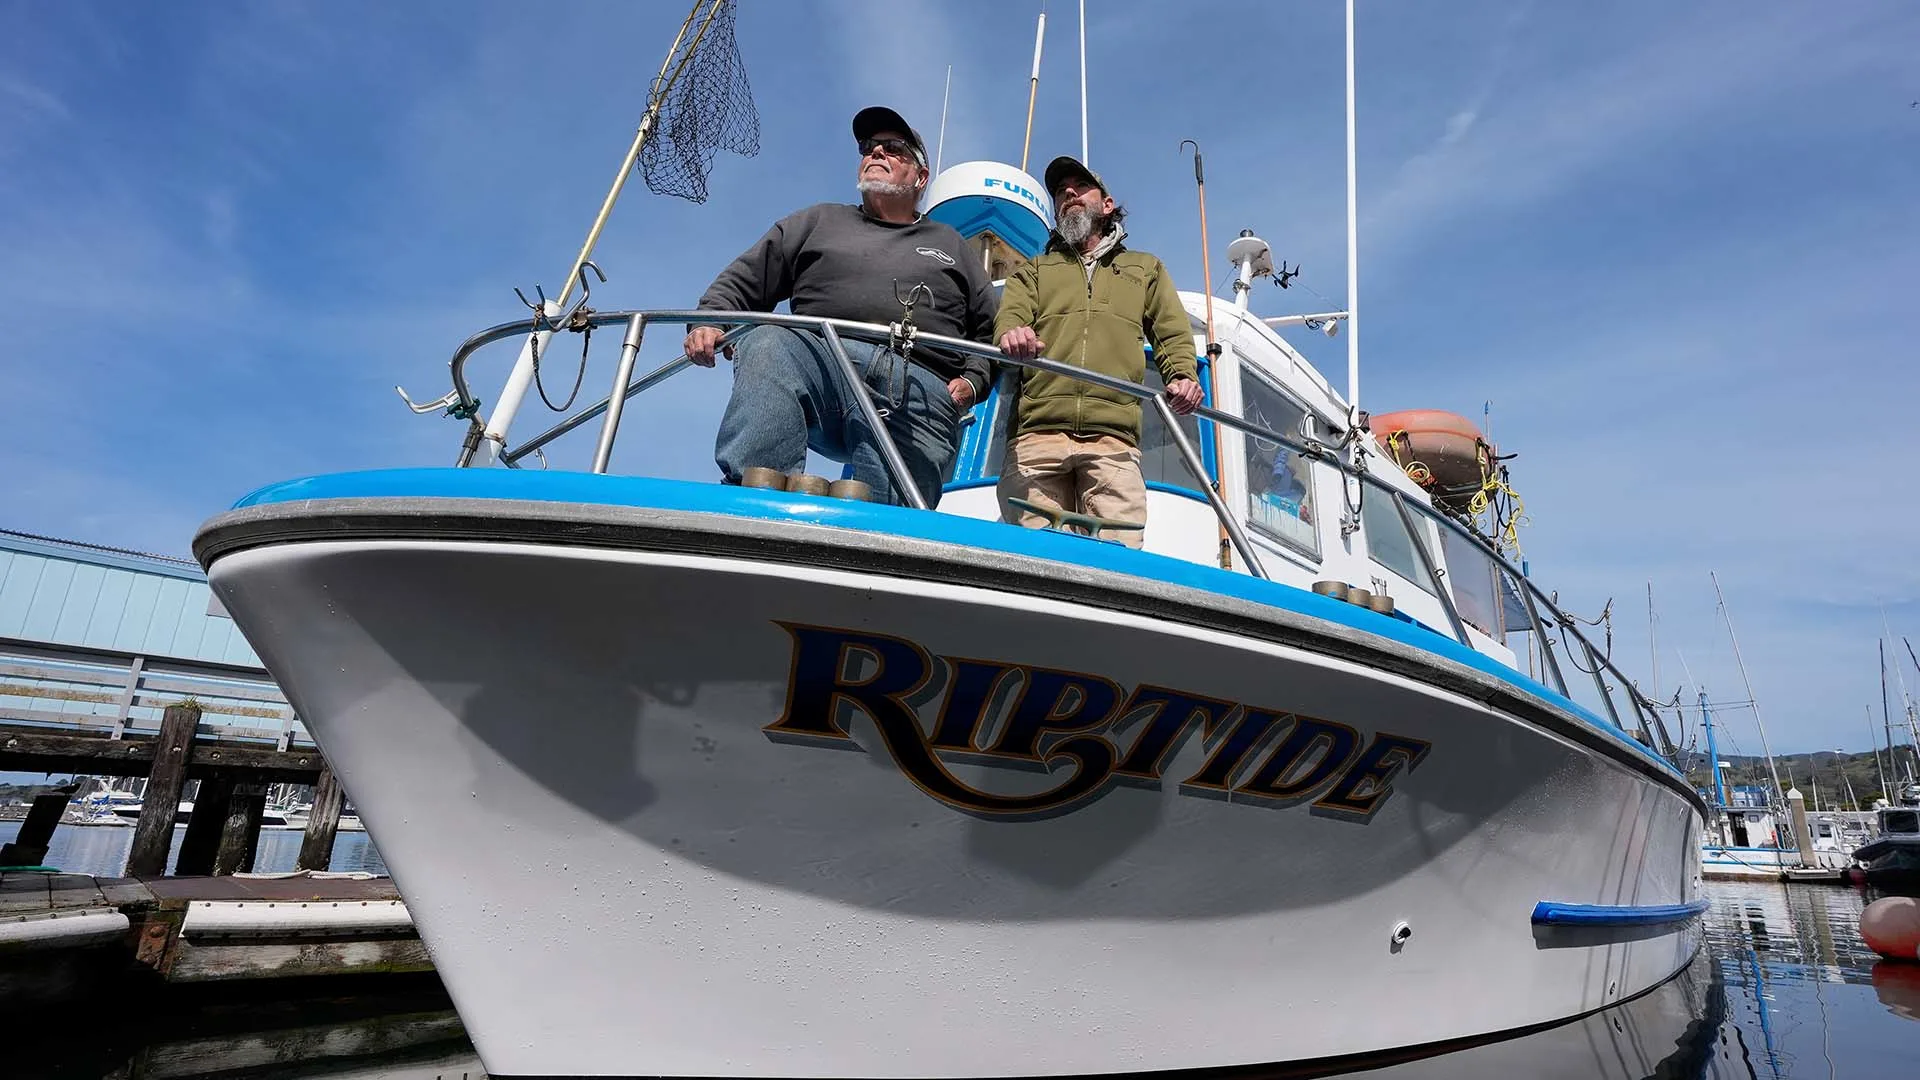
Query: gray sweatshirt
[[696, 203, 999, 397]]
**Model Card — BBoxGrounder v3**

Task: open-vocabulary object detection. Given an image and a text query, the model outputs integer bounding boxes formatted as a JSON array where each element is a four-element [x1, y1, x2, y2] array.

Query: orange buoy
[[1860, 896, 1920, 961], [1367, 409, 1492, 504]]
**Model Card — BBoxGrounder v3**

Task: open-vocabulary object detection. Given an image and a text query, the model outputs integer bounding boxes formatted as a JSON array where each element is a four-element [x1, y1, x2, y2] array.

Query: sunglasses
[[859, 137, 918, 162]]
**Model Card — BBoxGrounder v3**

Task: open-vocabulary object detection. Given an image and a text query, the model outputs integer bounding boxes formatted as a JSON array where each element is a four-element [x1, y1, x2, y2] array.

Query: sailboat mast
[[1647, 582, 1659, 702], [1702, 689, 1727, 809], [1712, 571, 1785, 805], [1885, 639, 1902, 784], [1871, 704, 1890, 803], [1897, 635, 1920, 775]]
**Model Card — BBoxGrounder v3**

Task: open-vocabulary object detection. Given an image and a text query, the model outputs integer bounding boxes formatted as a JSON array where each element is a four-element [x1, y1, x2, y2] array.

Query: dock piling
[[126, 704, 201, 877], [175, 775, 233, 877], [297, 764, 346, 872], [0, 790, 71, 866], [213, 783, 266, 876]]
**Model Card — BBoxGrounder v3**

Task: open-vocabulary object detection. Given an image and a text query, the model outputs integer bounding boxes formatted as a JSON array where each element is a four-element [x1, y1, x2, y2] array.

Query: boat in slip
[[189, 4, 1705, 1076]]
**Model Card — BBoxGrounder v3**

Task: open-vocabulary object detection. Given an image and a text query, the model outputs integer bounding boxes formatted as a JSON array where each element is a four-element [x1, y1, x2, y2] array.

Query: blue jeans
[[714, 325, 960, 508]]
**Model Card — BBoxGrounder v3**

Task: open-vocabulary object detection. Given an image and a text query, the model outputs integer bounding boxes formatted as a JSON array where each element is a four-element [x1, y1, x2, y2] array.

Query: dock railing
[[411, 308, 1676, 761], [0, 636, 312, 752]]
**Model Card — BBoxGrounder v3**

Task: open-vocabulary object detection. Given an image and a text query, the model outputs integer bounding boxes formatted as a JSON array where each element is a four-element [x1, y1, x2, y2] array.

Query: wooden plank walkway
[[2, 869, 402, 913], [2, 869, 428, 988], [0, 869, 114, 916]]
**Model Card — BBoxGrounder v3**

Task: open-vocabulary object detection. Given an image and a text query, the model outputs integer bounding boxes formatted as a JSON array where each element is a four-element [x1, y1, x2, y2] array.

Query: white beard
[[857, 178, 917, 198], [1058, 205, 1096, 246]]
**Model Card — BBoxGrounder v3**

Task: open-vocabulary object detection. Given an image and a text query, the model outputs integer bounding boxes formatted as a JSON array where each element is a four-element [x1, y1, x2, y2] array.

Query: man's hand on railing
[[684, 326, 732, 368], [1165, 376, 1203, 415], [998, 326, 1045, 360]]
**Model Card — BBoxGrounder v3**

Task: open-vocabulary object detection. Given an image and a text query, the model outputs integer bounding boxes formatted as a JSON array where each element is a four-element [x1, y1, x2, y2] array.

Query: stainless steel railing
[[423, 308, 1675, 758]]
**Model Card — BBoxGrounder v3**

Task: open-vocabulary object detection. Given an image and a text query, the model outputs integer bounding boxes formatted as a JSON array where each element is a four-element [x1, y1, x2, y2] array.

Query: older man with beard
[[994, 156, 1202, 548], [685, 106, 998, 508]]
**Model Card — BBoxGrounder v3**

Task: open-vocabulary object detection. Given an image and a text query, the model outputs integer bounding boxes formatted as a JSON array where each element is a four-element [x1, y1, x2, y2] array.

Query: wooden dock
[[1, 867, 430, 1000], [1, 635, 358, 876]]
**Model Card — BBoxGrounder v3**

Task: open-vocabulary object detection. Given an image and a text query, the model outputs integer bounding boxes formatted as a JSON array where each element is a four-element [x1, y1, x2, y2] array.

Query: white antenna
[[1078, 0, 1089, 163], [935, 65, 952, 175], [1344, 0, 1360, 413]]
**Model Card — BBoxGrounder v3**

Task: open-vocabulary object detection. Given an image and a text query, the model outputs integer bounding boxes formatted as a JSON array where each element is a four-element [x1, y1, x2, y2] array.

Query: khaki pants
[[998, 432, 1148, 548]]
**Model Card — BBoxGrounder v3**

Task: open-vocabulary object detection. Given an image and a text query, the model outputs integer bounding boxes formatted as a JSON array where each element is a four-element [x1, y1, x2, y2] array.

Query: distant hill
[[1676, 748, 1917, 809]]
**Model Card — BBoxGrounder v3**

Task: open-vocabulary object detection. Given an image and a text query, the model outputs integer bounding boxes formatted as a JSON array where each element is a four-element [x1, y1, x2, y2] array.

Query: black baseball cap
[[1044, 155, 1107, 199], [852, 106, 928, 167]]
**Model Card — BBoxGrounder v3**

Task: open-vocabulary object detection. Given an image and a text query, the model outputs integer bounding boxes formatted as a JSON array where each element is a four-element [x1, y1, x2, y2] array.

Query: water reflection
[[1704, 881, 1916, 1080], [0, 819, 387, 877]]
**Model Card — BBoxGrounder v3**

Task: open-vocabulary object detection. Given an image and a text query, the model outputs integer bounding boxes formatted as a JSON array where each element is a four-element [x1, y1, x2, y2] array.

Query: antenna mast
[[935, 65, 952, 175], [1344, 0, 1360, 412], [1020, 5, 1048, 172], [1078, 0, 1089, 163]]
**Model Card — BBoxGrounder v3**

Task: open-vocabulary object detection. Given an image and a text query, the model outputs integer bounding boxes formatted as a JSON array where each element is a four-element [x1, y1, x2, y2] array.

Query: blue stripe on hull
[[1531, 900, 1710, 926], [228, 468, 1681, 780]]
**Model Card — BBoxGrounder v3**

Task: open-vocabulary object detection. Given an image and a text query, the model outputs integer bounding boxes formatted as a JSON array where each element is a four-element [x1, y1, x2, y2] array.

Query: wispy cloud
[[1364, 4, 1912, 260]]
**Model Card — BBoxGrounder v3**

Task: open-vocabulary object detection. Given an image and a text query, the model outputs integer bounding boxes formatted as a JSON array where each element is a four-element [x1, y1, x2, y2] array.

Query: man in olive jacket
[[995, 156, 1202, 548]]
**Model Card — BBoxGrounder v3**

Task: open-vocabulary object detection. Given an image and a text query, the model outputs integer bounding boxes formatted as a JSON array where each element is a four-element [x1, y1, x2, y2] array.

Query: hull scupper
[[197, 476, 1704, 1078]]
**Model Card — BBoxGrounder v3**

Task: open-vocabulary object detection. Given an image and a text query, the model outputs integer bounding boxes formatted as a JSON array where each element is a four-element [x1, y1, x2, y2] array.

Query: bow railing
[[400, 308, 1677, 760]]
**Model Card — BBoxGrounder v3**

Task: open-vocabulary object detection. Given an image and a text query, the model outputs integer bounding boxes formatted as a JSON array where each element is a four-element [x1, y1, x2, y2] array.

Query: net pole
[[556, 0, 729, 309], [480, 0, 727, 464]]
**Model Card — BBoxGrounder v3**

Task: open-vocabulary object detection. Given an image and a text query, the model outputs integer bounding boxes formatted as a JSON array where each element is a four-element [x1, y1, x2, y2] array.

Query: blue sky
[[2, 0, 1916, 759]]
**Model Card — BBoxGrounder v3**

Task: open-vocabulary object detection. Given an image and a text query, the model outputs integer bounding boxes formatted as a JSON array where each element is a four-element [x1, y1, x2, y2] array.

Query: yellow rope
[[1380, 430, 1529, 553], [1465, 440, 1529, 554]]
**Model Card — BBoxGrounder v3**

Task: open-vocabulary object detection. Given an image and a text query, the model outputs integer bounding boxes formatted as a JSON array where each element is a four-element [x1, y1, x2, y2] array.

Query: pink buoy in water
[[1860, 896, 1920, 961]]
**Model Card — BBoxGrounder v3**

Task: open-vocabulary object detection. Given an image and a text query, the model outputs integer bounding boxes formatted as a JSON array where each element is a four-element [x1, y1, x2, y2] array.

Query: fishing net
[[639, 0, 759, 204]]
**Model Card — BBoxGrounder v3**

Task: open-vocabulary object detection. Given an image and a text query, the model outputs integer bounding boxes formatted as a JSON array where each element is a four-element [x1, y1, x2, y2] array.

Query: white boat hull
[[203, 520, 1704, 1078], [1700, 845, 1791, 880]]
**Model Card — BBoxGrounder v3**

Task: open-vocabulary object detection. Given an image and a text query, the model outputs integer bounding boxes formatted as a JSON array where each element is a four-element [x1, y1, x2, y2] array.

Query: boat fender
[[1861, 896, 1920, 961]]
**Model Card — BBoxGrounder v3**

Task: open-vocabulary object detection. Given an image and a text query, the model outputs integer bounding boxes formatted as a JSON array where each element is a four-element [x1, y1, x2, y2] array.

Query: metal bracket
[[889, 280, 931, 356], [396, 386, 460, 415]]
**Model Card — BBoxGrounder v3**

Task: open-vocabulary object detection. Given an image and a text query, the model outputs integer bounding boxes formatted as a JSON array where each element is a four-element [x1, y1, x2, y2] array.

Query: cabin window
[[1138, 364, 1207, 490], [1435, 523, 1505, 637], [1886, 810, 1919, 835], [984, 364, 1205, 491], [1359, 487, 1435, 593], [1241, 370, 1318, 557]]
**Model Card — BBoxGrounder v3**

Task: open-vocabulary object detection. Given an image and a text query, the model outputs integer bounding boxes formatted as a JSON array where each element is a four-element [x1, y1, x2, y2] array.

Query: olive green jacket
[[993, 228, 1200, 446]]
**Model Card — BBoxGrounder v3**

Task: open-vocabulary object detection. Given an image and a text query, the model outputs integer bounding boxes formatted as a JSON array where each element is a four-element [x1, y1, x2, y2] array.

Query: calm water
[[0, 818, 388, 876], [7, 879, 1915, 1078]]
